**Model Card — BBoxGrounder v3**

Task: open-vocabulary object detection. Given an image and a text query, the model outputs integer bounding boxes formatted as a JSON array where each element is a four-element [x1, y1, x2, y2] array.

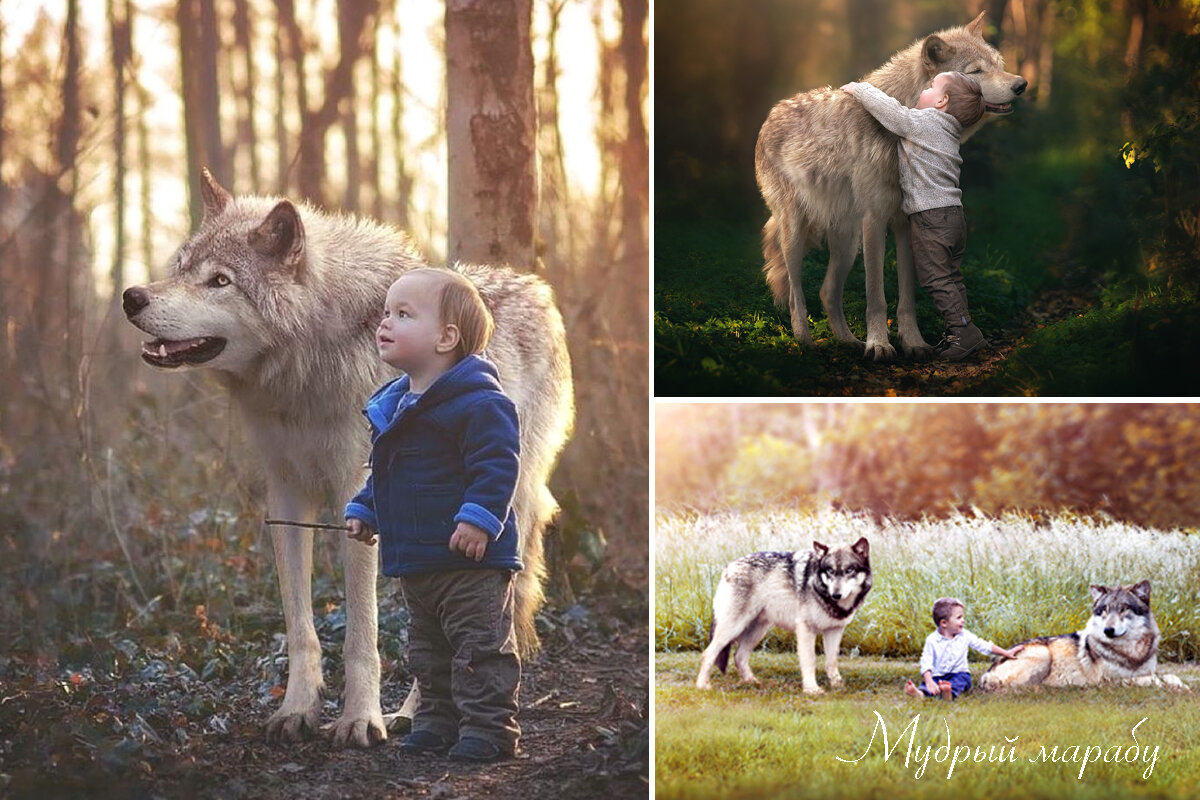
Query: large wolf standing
[[695, 538, 872, 694], [756, 13, 1026, 360], [979, 581, 1187, 691], [122, 170, 574, 747]]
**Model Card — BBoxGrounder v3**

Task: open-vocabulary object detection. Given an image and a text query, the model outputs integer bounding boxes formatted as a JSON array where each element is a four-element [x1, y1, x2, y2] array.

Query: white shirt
[[919, 629, 996, 676]]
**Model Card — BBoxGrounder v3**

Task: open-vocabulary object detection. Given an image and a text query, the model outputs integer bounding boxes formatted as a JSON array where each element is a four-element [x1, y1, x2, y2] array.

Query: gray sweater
[[846, 82, 964, 216]]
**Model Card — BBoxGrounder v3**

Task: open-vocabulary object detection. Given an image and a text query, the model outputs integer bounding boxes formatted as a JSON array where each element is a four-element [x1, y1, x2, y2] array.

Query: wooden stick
[[264, 518, 351, 531]]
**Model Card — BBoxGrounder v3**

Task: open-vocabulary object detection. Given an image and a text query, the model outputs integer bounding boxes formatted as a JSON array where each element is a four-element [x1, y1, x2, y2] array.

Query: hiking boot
[[937, 323, 987, 361], [399, 730, 454, 755], [448, 736, 507, 763]]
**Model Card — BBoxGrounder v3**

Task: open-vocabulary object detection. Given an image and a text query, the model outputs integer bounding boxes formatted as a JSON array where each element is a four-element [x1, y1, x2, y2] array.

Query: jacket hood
[[364, 354, 503, 432]]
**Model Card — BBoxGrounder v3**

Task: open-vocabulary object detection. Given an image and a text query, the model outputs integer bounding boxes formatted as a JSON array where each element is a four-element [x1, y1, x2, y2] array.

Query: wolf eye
[[208, 273, 231, 288]]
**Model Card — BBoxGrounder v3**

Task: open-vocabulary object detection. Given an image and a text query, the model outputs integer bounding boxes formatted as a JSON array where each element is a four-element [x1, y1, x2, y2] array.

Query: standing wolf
[[695, 538, 872, 694], [979, 582, 1187, 691], [122, 170, 574, 747], [756, 12, 1026, 360]]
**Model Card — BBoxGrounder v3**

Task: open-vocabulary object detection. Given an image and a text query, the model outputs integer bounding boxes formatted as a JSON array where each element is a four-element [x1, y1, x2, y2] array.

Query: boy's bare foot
[[939, 680, 953, 700], [904, 680, 920, 698]]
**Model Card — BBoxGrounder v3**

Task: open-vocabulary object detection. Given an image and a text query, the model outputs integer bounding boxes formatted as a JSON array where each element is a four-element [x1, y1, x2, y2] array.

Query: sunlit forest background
[[0, 0, 647, 660], [657, 404, 1200, 529], [655, 0, 1200, 394]]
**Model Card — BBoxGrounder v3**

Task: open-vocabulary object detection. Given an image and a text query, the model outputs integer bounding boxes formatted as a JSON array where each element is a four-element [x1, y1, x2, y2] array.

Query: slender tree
[[445, 0, 537, 268], [233, 0, 261, 190], [107, 0, 131, 375]]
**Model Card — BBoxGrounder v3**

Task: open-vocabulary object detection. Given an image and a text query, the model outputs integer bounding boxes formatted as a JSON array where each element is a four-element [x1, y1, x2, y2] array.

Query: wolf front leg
[[796, 626, 824, 695], [327, 535, 387, 747], [821, 626, 846, 689], [860, 214, 897, 361], [264, 484, 324, 742]]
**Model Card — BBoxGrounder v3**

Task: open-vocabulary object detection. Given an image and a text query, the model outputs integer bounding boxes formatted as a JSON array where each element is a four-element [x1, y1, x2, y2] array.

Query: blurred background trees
[[656, 404, 1200, 531], [0, 0, 648, 639]]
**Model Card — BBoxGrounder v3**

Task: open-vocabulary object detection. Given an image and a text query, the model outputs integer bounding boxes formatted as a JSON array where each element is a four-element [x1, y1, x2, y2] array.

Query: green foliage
[[656, 653, 1200, 800], [656, 510, 1200, 661]]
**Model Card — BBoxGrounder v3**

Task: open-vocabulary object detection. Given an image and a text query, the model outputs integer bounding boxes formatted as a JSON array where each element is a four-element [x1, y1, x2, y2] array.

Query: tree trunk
[[619, 0, 648, 326], [537, 0, 570, 282], [295, 1, 377, 206], [445, 0, 536, 269], [108, 0, 131, 379], [233, 0, 260, 190], [390, 11, 411, 230]]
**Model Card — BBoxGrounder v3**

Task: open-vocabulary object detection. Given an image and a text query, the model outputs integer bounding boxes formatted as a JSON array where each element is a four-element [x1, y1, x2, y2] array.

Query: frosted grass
[[656, 510, 1200, 660]]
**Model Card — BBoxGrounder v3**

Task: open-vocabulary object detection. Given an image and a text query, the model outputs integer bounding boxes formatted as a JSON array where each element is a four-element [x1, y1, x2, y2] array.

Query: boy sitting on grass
[[906, 597, 1024, 699]]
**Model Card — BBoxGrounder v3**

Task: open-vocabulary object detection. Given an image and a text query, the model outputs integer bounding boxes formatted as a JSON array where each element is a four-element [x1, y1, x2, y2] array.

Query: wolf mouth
[[985, 103, 1013, 115], [141, 336, 226, 368]]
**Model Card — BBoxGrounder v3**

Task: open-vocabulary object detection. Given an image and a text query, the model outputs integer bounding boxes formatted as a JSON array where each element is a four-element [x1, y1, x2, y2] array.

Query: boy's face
[[376, 272, 449, 372], [916, 73, 954, 112], [939, 605, 966, 636]]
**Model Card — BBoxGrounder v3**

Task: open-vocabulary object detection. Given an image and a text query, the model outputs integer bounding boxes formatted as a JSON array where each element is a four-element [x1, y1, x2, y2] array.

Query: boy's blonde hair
[[940, 72, 985, 129], [932, 597, 964, 627], [409, 267, 494, 359]]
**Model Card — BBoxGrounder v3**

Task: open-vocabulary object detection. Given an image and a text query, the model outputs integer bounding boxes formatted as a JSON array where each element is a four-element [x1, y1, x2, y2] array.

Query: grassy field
[[655, 653, 1200, 800], [656, 510, 1200, 661]]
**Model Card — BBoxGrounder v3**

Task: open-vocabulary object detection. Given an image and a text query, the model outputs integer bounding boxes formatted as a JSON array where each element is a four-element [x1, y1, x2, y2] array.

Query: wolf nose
[[1104, 627, 1117, 638], [123, 286, 149, 318], [1012, 77, 1028, 95]]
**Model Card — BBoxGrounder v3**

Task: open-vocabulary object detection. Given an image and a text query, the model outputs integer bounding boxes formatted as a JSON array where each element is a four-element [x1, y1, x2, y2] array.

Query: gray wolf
[[755, 12, 1026, 360], [695, 538, 872, 694], [122, 169, 574, 746], [979, 581, 1187, 691]]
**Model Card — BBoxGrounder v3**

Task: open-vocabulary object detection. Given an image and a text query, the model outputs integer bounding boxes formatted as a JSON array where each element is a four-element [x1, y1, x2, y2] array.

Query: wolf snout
[[123, 286, 150, 318], [1104, 626, 1121, 638], [1012, 77, 1028, 95]]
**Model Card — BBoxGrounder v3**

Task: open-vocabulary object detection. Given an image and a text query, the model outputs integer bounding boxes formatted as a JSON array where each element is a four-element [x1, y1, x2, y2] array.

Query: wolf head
[[1088, 580, 1154, 641], [811, 537, 872, 610], [123, 170, 420, 379]]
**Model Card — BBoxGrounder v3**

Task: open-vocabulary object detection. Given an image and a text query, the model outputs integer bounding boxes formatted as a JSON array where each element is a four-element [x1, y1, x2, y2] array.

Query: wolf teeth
[[158, 343, 168, 358]]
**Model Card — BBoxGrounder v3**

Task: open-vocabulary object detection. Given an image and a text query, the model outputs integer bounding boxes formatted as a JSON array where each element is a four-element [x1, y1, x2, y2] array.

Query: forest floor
[[0, 568, 649, 800]]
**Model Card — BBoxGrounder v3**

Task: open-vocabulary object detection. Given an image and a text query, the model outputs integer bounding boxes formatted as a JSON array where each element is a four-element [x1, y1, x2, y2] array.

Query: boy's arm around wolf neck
[[843, 81, 924, 139]]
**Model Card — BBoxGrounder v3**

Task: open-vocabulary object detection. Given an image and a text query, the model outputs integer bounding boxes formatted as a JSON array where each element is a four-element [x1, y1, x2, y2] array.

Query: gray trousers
[[399, 569, 521, 752], [909, 206, 970, 328]]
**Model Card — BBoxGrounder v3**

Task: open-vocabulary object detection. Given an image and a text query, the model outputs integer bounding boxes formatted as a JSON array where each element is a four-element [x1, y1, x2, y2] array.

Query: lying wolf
[[696, 538, 872, 694], [756, 12, 1026, 360], [123, 170, 574, 746], [979, 581, 1187, 691]]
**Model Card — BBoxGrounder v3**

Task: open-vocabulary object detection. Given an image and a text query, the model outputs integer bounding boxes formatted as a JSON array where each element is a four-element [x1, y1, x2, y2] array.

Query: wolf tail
[[709, 619, 732, 674], [761, 215, 790, 307]]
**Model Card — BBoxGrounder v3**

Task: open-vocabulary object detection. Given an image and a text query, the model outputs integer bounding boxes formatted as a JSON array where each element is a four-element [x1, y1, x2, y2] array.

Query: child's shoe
[[937, 322, 987, 361], [399, 729, 453, 755], [448, 736, 506, 763]]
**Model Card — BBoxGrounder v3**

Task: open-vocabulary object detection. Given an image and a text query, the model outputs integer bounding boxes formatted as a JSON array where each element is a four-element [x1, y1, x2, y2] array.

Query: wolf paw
[[696, 677, 713, 690], [802, 685, 826, 696], [899, 340, 936, 360], [265, 704, 322, 742], [828, 676, 844, 689], [862, 340, 897, 362], [326, 711, 388, 748]]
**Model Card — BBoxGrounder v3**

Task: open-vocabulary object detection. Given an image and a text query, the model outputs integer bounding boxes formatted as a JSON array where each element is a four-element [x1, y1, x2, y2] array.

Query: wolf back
[[696, 538, 871, 694]]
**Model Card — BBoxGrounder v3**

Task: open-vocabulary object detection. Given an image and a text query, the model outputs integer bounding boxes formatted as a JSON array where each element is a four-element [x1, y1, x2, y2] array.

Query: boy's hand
[[346, 517, 377, 546], [449, 522, 489, 562], [840, 83, 856, 94], [1005, 644, 1026, 659]]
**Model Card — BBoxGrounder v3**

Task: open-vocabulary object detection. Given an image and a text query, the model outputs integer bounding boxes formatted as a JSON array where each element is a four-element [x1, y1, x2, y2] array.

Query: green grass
[[656, 653, 1200, 800], [656, 510, 1200, 661]]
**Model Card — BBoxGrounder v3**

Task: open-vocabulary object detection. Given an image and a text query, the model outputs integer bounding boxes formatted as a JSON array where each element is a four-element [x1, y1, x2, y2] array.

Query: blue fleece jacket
[[344, 355, 522, 577]]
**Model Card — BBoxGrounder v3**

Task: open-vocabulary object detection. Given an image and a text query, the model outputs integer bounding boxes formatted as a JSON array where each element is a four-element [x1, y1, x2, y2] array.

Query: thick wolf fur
[[123, 170, 574, 746], [695, 538, 872, 694], [979, 582, 1187, 691], [756, 12, 1026, 360]]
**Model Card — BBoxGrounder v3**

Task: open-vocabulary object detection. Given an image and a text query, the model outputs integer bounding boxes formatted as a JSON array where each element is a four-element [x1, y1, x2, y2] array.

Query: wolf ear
[[965, 11, 987, 39], [811, 541, 829, 557], [249, 200, 306, 274], [851, 537, 870, 560], [1129, 580, 1151, 604], [1089, 584, 1108, 603], [200, 167, 232, 221], [922, 35, 955, 72]]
